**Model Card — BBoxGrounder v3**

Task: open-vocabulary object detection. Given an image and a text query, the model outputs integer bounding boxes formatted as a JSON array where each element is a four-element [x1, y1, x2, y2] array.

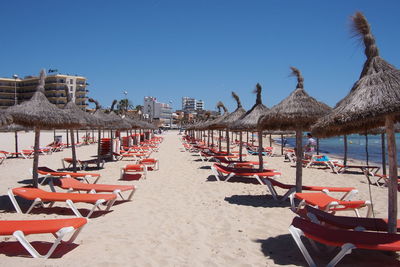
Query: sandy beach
[[0, 130, 399, 266]]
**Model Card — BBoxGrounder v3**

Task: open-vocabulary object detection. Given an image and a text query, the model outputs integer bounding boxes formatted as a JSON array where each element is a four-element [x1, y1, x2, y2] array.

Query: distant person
[[283, 138, 287, 147], [304, 133, 317, 157]]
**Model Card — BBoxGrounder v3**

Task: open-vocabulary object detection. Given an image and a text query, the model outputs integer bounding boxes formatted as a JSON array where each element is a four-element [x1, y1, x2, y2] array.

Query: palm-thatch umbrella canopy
[[312, 12, 400, 233], [231, 83, 269, 167], [204, 101, 229, 150], [63, 89, 100, 172], [258, 67, 331, 193], [215, 92, 246, 154], [0, 111, 13, 127], [6, 69, 80, 187], [0, 123, 31, 158]]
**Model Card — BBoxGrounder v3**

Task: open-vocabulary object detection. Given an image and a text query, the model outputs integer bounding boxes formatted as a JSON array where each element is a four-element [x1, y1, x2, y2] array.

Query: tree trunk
[[32, 127, 40, 188], [385, 116, 398, 234], [295, 130, 303, 193]]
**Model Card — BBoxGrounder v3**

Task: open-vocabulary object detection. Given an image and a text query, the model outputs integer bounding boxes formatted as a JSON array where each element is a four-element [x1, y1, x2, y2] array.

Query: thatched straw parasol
[[6, 69, 80, 187], [0, 123, 31, 158], [216, 92, 246, 154], [205, 101, 229, 150], [258, 67, 331, 192], [0, 111, 12, 127], [63, 88, 100, 172], [88, 98, 117, 166], [312, 12, 400, 233], [231, 83, 269, 165]]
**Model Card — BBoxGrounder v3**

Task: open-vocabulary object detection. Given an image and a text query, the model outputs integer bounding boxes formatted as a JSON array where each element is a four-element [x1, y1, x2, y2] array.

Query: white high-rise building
[[143, 96, 172, 126], [182, 97, 204, 112]]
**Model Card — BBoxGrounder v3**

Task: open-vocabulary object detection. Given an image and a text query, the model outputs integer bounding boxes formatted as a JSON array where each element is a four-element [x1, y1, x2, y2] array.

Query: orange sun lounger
[[303, 205, 400, 232], [289, 216, 400, 266], [120, 164, 147, 180], [55, 177, 136, 200], [290, 192, 372, 217], [211, 163, 280, 184], [9, 187, 117, 218], [261, 177, 358, 201], [37, 166, 101, 184], [0, 217, 87, 258]]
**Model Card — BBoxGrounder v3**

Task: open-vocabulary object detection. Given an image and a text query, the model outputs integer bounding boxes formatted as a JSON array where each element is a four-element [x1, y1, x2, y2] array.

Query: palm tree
[[117, 98, 134, 114]]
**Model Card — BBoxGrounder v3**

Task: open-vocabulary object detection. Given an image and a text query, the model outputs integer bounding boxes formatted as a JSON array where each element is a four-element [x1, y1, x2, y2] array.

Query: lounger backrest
[[292, 217, 400, 249], [305, 206, 398, 232]]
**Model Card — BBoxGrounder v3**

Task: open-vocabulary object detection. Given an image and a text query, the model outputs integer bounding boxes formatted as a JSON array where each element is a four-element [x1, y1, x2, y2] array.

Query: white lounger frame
[[8, 189, 116, 218], [11, 220, 87, 259]]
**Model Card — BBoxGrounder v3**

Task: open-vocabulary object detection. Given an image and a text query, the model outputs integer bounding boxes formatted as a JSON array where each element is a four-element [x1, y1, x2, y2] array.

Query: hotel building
[[0, 73, 88, 109], [143, 96, 173, 126], [182, 97, 204, 112]]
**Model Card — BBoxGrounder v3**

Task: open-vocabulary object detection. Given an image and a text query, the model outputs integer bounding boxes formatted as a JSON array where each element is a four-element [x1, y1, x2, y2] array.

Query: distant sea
[[274, 133, 400, 165]]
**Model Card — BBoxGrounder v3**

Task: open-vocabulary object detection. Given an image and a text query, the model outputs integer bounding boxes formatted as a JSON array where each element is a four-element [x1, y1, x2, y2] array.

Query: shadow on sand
[[255, 233, 400, 266], [224, 194, 291, 208], [0, 241, 79, 258]]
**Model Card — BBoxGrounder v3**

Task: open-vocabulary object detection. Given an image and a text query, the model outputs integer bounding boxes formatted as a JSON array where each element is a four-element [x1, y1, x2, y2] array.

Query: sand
[[0, 130, 399, 266]]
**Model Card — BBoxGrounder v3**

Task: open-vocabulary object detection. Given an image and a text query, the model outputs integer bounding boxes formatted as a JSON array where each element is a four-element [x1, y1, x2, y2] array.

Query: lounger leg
[[13, 227, 73, 259], [224, 173, 235, 182], [327, 243, 355, 267], [127, 187, 136, 200], [281, 188, 296, 202], [211, 166, 221, 181], [8, 189, 22, 213], [288, 225, 317, 267], [26, 198, 43, 214], [253, 175, 264, 185], [87, 199, 107, 218], [65, 199, 84, 217], [262, 179, 278, 201]]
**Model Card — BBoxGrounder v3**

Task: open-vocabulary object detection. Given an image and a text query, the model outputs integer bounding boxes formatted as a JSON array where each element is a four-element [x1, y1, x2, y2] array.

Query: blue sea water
[[275, 133, 400, 165]]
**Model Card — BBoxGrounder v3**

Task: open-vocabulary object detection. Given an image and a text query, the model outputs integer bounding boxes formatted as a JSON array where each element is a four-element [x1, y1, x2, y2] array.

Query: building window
[[70, 79, 73, 84], [70, 86, 73, 91]]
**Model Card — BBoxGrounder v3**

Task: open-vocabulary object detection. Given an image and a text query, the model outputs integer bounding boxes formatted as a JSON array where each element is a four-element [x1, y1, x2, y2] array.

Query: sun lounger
[[138, 158, 159, 171], [333, 163, 380, 174], [289, 216, 400, 266], [0, 150, 21, 158], [62, 157, 105, 171], [9, 187, 117, 218], [303, 205, 400, 232], [37, 166, 101, 184], [261, 177, 358, 201], [211, 163, 281, 184], [302, 154, 339, 173], [53, 178, 136, 200], [120, 164, 147, 180], [21, 150, 35, 159], [0, 217, 87, 258], [364, 170, 400, 190], [290, 192, 372, 217]]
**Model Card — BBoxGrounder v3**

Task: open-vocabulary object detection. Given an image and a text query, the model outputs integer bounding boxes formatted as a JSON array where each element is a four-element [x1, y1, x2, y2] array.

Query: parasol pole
[[258, 130, 263, 171], [32, 127, 41, 188], [295, 130, 303, 193], [385, 116, 398, 233], [381, 133, 386, 175], [70, 129, 77, 172]]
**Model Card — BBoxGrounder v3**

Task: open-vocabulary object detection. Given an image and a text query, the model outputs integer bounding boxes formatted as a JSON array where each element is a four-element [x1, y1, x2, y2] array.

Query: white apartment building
[[143, 96, 172, 126], [182, 97, 204, 112]]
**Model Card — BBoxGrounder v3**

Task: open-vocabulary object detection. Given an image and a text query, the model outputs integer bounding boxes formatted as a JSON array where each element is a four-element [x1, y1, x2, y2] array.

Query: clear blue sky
[[1, 0, 399, 111]]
